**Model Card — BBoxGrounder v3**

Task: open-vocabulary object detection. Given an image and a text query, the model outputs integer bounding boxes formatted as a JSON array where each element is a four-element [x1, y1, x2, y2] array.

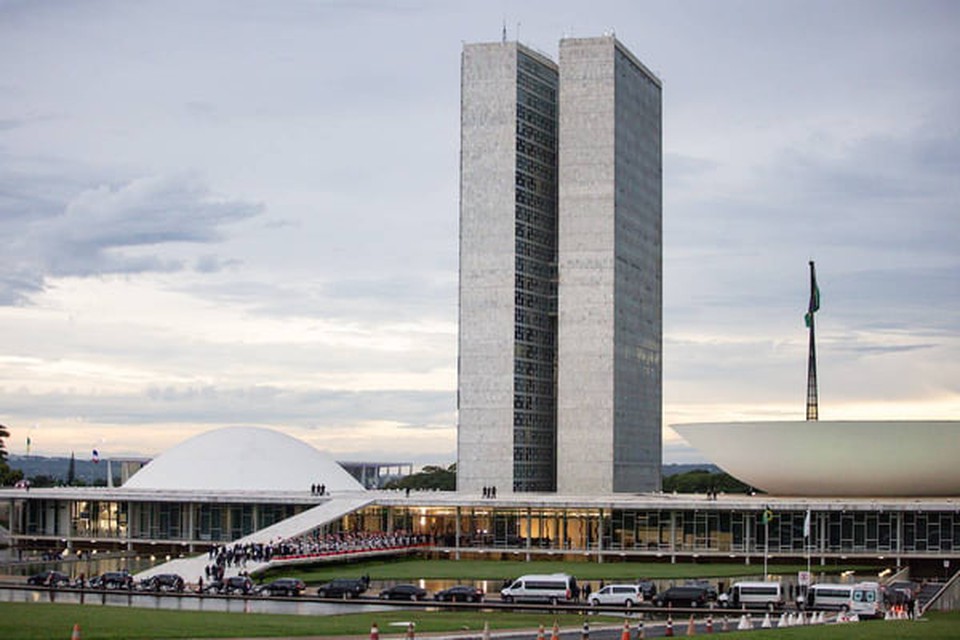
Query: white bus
[[500, 573, 578, 605], [805, 581, 882, 617], [722, 581, 784, 610]]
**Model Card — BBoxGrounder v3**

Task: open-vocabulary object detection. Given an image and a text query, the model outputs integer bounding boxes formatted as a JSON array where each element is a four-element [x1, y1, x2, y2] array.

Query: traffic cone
[[551, 620, 559, 640], [721, 616, 729, 632], [581, 620, 590, 640], [686, 615, 696, 636], [705, 614, 713, 634], [664, 615, 674, 637], [635, 619, 645, 640], [761, 613, 772, 628], [71, 624, 81, 640], [370, 622, 379, 640], [777, 612, 787, 627], [621, 619, 630, 640], [538, 624, 545, 640], [406, 621, 415, 640]]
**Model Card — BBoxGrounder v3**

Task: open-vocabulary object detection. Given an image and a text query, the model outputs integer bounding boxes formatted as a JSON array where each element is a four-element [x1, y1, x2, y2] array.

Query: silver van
[[720, 581, 784, 610], [500, 573, 578, 605]]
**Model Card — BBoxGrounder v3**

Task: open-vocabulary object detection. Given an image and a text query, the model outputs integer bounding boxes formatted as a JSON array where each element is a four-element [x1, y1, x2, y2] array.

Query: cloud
[[0, 172, 261, 304]]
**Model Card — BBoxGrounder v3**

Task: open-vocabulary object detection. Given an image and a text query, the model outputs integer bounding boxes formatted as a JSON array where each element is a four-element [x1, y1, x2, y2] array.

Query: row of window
[[516, 256, 557, 281], [517, 66, 557, 101], [514, 375, 555, 396], [516, 169, 556, 199], [517, 138, 556, 167], [515, 306, 555, 328], [516, 153, 556, 184], [517, 121, 557, 151], [514, 322, 556, 346], [515, 238, 554, 263], [515, 208, 556, 240], [516, 185, 555, 211], [517, 103, 557, 136], [517, 86, 556, 119], [515, 341, 555, 363]]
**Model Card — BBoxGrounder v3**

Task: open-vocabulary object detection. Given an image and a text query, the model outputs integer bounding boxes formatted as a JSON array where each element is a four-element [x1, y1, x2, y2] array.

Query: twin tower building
[[457, 35, 663, 495]]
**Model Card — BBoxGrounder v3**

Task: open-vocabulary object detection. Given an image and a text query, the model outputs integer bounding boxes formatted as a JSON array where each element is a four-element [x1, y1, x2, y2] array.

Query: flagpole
[[805, 261, 820, 420], [764, 519, 769, 580]]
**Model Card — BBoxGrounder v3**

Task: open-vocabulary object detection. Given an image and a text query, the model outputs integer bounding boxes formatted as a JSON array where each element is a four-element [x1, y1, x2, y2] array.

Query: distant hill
[[9, 455, 717, 487], [662, 463, 720, 477], [9, 455, 121, 485]]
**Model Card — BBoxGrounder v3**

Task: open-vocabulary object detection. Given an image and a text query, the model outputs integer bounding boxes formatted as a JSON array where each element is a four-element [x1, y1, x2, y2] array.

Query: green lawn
[[260, 557, 882, 583], [717, 613, 960, 639], [0, 602, 616, 639], [1, 602, 956, 639]]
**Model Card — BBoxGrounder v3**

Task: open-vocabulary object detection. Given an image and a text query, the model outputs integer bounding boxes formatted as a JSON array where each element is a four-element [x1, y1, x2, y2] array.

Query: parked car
[[434, 585, 484, 603], [142, 573, 185, 592], [91, 571, 134, 590], [685, 580, 719, 601], [588, 584, 643, 607], [379, 584, 428, 601], [27, 570, 71, 587], [260, 578, 306, 597], [206, 575, 255, 595], [653, 585, 709, 608], [316, 577, 368, 599]]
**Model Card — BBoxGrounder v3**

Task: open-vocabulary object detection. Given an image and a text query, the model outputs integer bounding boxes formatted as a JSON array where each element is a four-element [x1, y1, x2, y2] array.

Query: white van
[[500, 573, 578, 605], [805, 583, 854, 611], [849, 582, 883, 619], [721, 581, 784, 610]]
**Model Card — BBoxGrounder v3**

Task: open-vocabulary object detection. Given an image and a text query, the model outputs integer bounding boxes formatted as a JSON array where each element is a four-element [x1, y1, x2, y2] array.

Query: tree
[[662, 469, 755, 494], [0, 424, 23, 486], [67, 452, 76, 485], [385, 463, 456, 491]]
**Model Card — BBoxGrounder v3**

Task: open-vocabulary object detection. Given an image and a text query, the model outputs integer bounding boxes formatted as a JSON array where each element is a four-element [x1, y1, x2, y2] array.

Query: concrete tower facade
[[556, 36, 662, 494], [458, 35, 661, 495], [458, 42, 559, 493]]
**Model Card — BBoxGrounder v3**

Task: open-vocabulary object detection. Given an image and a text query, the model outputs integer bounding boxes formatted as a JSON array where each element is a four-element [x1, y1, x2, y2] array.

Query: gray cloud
[[0, 171, 262, 304]]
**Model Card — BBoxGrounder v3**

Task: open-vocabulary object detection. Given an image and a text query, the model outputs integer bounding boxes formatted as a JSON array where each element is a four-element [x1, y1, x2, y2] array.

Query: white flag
[[803, 510, 811, 539]]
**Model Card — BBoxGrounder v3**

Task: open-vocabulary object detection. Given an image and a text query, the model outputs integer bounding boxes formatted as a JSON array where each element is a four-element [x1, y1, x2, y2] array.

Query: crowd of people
[[273, 530, 433, 559], [201, 529, 433, 578]]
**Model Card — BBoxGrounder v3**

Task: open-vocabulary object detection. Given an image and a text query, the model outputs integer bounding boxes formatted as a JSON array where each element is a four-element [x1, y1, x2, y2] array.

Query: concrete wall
[[556, 37, 662, 493], [457, 43, 522, 494]]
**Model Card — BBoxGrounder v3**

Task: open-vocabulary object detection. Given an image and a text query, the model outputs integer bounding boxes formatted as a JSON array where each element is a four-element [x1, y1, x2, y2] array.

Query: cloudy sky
[[1, 0, 957, 466]]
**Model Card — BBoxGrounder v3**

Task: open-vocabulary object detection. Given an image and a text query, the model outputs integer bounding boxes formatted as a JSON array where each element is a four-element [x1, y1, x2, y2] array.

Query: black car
[[434, 585, 484, 603], [27, 570, 71, 587], [317, 577, 368, 599], [653, 585, 709, 608], [379, 584, 428, 601], [142, 573, 185, 592], [221, 576, 255, 595], [685, 580, 719, 601], [260, 578, 306, 597], [91, 571, 134, 590]]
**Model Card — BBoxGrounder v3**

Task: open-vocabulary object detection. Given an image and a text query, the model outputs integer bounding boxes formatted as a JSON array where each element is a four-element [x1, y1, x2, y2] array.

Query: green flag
[[761, 507, 774, 525], [805, 263, 820, 328]]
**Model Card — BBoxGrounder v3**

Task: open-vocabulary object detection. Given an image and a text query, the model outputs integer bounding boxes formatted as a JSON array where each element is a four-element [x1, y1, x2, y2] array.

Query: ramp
[[136, 493, 374, 583]]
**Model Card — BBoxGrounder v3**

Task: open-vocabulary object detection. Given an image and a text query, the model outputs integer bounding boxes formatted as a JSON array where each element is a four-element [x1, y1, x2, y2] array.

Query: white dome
[[673, 420, 960, 497], [124, 426, 364, 492]]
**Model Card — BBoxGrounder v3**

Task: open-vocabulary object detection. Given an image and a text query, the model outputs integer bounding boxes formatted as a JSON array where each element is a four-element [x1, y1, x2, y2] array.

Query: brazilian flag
[[805, 263, 820, 328], [761, 507, 774, 525]]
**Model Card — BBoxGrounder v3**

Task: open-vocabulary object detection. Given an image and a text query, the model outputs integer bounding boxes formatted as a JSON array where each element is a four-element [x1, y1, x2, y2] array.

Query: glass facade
[[512, 50, 559, 492], [13, 496, 960, 560]]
